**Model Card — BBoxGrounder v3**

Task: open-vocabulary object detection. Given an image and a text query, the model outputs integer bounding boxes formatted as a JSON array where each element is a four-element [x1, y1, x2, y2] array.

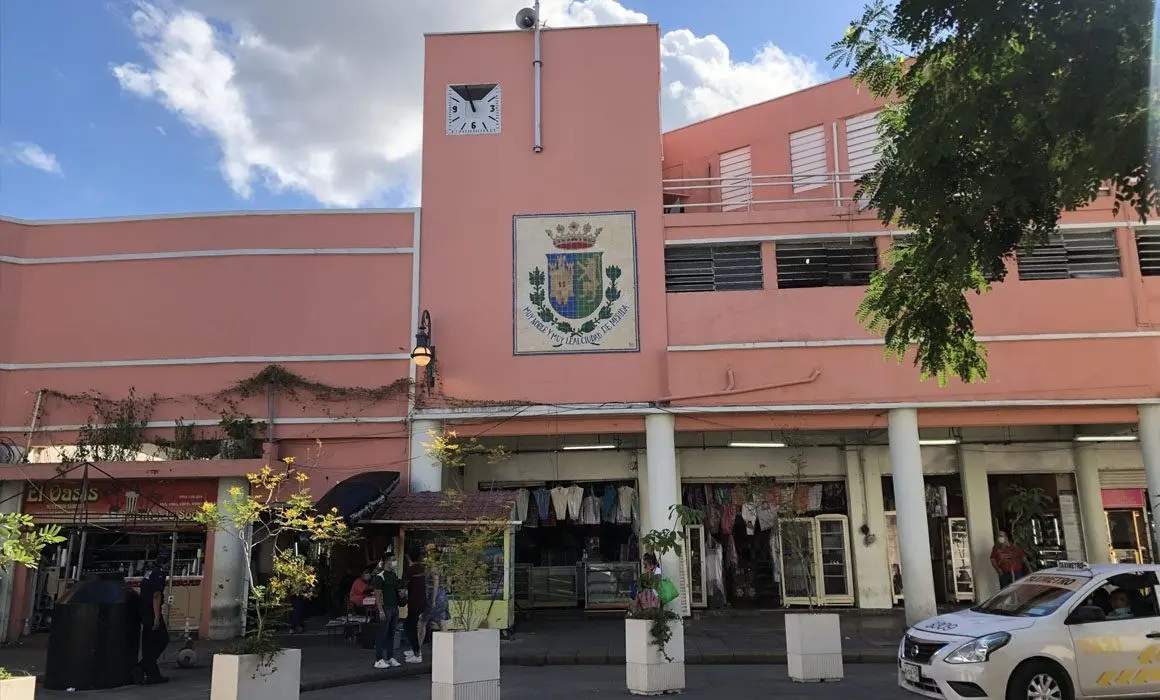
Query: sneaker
[[403, 651, 414, 662], [407, 654, 423, 664], [387, 658, 401, 667], [374, 660, 389, 669]]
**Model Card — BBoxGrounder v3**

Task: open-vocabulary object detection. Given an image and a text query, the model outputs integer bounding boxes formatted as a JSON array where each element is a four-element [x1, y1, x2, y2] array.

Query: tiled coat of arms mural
[[513, 211, 639, 354]]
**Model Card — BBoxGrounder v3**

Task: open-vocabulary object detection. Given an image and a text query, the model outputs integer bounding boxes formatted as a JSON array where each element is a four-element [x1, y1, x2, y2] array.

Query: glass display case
[[526, 565, 580, 608], [779, 515, 853, 607], [583, 562, 638, 611], [943, 517, 974, 602]]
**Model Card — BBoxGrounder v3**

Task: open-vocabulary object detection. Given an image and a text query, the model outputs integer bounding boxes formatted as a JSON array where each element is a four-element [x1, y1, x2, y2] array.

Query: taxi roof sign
[[1054, 561, 1091, 570]]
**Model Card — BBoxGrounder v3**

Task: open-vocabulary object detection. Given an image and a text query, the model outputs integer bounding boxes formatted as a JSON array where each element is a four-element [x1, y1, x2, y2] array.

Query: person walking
[[373, 555, 402, 668], [137, 551, 171, 685], [990, 530, 1030, 588], [403, 552, 428, 663]]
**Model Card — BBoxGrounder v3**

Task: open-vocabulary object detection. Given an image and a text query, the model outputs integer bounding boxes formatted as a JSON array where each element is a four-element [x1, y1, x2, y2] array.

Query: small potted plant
[[422, 492, 509, 700], [218, 414, 265, 459], [0, 513, 64, 699], [195, 458, 356, 700], [625, 504, 699, 696]]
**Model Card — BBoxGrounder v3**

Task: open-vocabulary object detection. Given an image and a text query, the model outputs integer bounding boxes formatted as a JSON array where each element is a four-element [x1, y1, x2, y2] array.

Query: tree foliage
[[830, 0, 1156, 383]]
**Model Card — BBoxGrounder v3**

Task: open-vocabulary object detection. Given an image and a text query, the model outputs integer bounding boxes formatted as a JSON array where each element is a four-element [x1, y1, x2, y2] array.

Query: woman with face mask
[[1107, 589, 1134, 619], [348, 567, 375, 612], [990, 531, 1029, 588], [373, 555, 402, 668]]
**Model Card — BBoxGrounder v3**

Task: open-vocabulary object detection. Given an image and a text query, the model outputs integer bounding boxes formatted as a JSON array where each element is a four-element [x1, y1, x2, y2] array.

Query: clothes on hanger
[[549, 486, 570, 521], [706, 503, 722, 534], [741, 501, 758, 535], [720, 504, 737, 535], [630, 490, 641, 535], [514, 488, 530, 523], [704, 539, 725, 603], [807, 484, 823, 511], [524, 494, 540, 528], [566, 484, 584, 520], [713, 485, 732, 505], [757, 502, 777, 532], [601, 485, 617, 522], [579, 491, 601, 525], [533, 488, 551, 520], [616, 485, 636, 523]]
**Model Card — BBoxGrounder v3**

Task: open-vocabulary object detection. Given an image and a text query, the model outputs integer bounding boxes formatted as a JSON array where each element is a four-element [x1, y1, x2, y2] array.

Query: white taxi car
[[899, 562, 1160, 700]]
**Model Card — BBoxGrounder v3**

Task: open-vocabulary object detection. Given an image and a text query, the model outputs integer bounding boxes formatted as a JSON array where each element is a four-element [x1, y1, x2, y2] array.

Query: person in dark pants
[[138, 552, 171, 685], [373, 555, 401, 669], [402, 552, 427, 664], [289, 595, 308, 633]]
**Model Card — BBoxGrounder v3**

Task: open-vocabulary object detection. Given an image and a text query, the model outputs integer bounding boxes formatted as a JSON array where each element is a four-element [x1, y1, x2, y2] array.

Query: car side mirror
[[1067, 605, 1106, 625]]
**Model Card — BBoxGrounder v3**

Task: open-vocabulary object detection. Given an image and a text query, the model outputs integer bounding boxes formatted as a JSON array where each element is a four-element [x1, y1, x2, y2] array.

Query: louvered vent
[[790, 125, 827, 193], [1136, 230, 1160, 276], [845, 111, 882, 176], [719, 146, 752, 212], [775, 238, 878, 289], [1016, 230, 1121, 280], [664, 244, 764, 293]]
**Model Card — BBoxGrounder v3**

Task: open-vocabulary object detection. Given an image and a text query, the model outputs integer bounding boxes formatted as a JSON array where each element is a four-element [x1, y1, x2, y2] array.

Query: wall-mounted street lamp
[[411, 309, 436, 390]]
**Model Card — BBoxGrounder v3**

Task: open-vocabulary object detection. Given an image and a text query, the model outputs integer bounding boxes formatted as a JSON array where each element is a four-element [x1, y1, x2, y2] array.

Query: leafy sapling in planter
[[194, 458, 356, 670], [629, 504, 701, 662], [0, 513, 64, 680]]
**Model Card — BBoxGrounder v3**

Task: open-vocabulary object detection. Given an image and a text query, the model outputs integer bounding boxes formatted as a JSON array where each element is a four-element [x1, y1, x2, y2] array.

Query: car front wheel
[[1006, 661, 1073, 700]]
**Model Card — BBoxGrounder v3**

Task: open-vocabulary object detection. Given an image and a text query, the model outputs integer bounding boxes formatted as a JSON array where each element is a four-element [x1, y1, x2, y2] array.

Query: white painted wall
[[845, 448, 892, 608], [677, 447, 844, 479], [465, 449, 637, 490]]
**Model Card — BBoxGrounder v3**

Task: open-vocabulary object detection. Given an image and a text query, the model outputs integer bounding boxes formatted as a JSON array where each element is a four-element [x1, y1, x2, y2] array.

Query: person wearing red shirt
[[348, 569, 375, 610], [990, 531, 1030, 588]]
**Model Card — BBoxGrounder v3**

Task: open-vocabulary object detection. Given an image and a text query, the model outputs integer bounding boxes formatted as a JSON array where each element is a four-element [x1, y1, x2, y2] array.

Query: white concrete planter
[[625, 617, 685, 696], [431, 629, 500, 700], [210, 648, 301, 700], [785, 613, 843, 682], [0, 676, 36, 700]]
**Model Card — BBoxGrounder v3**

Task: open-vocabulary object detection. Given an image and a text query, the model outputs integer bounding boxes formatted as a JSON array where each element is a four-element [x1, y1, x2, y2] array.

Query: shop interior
[[986, 473, 1072, 571], [1103, 488, 1154, 564], [680, 480, 853, 609], [882, 474, 974, 605], [482, 481, 641, 614]]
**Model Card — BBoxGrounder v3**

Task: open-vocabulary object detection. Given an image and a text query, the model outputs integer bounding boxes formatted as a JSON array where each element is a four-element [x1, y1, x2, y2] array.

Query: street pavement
[[305, 665, 909, 700]]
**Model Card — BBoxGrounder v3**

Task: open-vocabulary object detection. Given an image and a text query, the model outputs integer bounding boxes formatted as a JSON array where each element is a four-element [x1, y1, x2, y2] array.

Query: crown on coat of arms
[[545, 221, 603, 250]]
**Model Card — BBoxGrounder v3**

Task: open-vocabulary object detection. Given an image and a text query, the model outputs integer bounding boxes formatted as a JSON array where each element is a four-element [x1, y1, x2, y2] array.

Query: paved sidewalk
[[0, 609, 909, 698]]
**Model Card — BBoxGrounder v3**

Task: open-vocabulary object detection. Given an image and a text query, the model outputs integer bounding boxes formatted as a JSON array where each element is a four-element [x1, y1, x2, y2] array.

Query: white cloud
[[10, 142, 63, 175], [112, 0, 822, 207]]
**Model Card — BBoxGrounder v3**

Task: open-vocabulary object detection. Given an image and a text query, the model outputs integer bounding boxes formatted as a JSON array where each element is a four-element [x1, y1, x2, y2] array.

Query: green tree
[[0, 513, 64, 678], [829, 0, 1155, 384]]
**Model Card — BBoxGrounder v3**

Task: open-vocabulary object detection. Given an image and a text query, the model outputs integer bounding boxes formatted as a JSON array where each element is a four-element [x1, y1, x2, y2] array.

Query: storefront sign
[[513, 211, 640, 355], [1102, 488, 1146, 509], [23, 479, 217, 523]]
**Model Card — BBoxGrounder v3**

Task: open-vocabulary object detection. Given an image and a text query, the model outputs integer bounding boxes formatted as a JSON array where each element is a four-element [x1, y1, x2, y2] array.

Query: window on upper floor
[[775, 238, 879, 289], [790, 125, 828, 193], [1015, 230, 1121, 281], [719, 146, 753, 212], [845, 111, 883, 178], [1135, 230, 1160, 276], [664, 244, 764, 293]]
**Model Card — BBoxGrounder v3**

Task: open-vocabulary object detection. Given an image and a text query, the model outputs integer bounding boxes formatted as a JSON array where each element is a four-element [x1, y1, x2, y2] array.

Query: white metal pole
[[533, 0, 543, 153]]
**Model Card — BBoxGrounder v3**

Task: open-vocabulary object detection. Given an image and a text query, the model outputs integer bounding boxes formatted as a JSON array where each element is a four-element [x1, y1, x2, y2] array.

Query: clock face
[[446, 84, 501, 135]]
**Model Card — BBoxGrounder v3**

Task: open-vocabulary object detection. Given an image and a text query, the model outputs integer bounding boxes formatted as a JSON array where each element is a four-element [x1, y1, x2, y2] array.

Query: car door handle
[[1147, 632, 1160, 639]]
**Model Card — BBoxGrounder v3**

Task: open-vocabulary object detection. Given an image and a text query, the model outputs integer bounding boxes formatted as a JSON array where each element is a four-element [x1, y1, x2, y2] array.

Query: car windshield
[[971, 573, 1087, 618]]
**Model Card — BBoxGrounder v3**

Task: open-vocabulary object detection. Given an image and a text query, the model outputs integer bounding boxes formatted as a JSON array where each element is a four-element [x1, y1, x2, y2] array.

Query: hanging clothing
[[757, 503, 777, 532], [549, 486, 571, 521], [580, 494, 601, 525], [601, 486, 617, 522], [704, 540, 725, 603], [740, 501, 758, 535], [630, 490, 641, 535], [616, 485, 636, 523], [706, 503, 722, 534], [713, 485, 732, 505], [514, 489, 530, 523], [725, 534, 739, 567], [524, 495, 540, 528], [533, 488, 551, 520], [566, 485, 584, 521], [720, 504, 737, 535], [807, 484, 823, 512]]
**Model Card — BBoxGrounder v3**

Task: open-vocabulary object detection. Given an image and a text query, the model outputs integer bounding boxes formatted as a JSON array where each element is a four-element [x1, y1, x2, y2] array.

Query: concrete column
[[208, 477, 249, 640], [1139, 405, 1160, 557], [409, 418, 442, 493], [845, 448, 892, 608], [1074, 446, 1111, 564], [644, 414, 680, 607], [958, 449, 997, 601], [888, 408, 937, 624], [0, 480, 24, 643], [636, 449, 651, 535]]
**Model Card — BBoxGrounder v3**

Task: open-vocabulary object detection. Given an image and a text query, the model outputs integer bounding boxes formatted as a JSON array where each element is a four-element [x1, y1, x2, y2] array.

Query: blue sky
[[0, 0, 868, 221]]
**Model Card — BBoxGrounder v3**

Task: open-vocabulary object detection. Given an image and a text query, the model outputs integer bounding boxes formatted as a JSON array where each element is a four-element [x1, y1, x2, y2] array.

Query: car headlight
[[943, 632, 1011, 664]]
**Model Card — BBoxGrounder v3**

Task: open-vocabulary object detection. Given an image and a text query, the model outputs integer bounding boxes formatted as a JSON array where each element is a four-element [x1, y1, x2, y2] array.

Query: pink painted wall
[[0, 211, 416, 482], [419, 25, 667, 405]]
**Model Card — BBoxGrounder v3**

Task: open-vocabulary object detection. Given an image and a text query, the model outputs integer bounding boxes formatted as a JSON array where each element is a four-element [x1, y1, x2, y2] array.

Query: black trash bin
[[44, 573, 138, 691]]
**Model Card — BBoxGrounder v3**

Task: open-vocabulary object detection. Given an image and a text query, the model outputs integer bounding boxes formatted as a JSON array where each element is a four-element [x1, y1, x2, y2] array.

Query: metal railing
[[661, 171, 868, 213]]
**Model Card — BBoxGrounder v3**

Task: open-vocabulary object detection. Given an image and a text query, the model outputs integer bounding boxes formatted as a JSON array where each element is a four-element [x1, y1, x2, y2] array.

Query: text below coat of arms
[[513, 211, 639, 354]]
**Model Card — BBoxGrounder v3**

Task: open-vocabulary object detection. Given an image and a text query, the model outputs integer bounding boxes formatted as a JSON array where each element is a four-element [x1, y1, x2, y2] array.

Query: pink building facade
[[3, 22, 1160, 635]]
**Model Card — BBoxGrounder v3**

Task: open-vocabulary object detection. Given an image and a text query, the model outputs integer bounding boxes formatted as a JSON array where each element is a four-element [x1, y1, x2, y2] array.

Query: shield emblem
[[546, 252, 604, 319]]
